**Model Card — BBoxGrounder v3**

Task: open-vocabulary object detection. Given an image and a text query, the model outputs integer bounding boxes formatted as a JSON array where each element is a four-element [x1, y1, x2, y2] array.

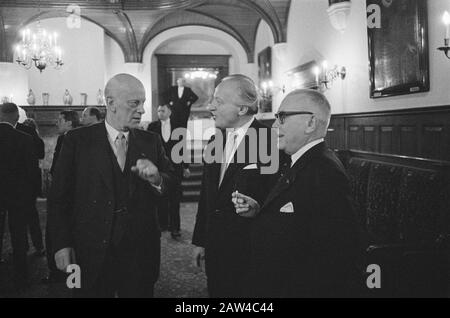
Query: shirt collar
[[105, 120, 129, 142], [290, 138, 324, 167], [228, 117, 255, 139]]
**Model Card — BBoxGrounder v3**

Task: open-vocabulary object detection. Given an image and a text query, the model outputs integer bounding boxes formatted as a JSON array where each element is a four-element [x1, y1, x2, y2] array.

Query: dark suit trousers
[[74, 215, 156, 298], [157, 168, 182, 232], [0, 208, 6, 260], [26, 197, 43, 250], [6, 206, 28, 283]]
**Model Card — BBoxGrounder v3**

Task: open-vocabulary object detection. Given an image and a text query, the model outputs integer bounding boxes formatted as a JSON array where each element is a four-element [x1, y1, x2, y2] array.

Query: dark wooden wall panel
[[332, 105, 450, 162]]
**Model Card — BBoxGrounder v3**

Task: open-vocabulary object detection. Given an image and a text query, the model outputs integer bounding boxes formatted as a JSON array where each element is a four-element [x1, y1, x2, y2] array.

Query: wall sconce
[[312, 61, 346, 90], [1, 95, 13, 103], [327, 0, 352, 33], [260, 80, 285, 99], [437, 11, 450, 59]]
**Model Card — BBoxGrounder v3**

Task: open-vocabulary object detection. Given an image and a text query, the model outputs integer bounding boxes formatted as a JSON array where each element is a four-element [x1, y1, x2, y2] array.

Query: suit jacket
[[249, 142, 361, 297], [166, 86, 198, 129], [50, 134, 65, 176], [147, 119, 188, 172], [16, 123, 45, 159], [0, 123, 35, 209], [48, 123, 176, 288], [16, 122, 45, 195], [192, 119, 283, 294]]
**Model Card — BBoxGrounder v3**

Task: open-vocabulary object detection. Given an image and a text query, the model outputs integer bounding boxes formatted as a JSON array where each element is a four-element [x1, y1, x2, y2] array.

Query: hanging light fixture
[[327, 0, 352, 33], [14, 1, 63, 72]]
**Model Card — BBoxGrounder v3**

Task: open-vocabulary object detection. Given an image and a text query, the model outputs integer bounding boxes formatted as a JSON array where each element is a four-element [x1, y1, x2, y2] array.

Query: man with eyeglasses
[[234, 89, 361, 297]]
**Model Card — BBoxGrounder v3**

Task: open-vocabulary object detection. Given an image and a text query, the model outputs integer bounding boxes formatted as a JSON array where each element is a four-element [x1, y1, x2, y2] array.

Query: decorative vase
[[27, 89, 36, 106], [42, 93, 50, 106], [96, 89, 104, 106], [63, 89, 73, 106], [80, 93, 87, 106]]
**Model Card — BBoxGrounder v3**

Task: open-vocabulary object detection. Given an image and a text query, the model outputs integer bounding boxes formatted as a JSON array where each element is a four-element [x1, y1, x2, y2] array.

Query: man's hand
[[55, 247, 76, 272], [193, 246, 205, 270], [183, 168, 191, 179], [131, 159, 162, 186], [232, 191, 260, 218]]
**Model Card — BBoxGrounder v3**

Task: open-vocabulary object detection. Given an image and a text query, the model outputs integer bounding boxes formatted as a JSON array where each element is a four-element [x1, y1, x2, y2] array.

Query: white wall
[[103, 26, 255, 122], [19, 18, 105, 106], [277, 0, 450, 114], [0, 62, 28, 105]]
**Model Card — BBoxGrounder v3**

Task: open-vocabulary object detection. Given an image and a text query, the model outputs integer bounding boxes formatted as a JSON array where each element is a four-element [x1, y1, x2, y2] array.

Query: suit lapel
[[94, 124, 115, 194], [218, 119, 259, 192], [262, 143, 326, 208], [127, 129, 143, 198]]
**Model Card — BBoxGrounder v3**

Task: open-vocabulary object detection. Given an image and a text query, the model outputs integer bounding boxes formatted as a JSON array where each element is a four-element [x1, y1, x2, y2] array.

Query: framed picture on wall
[[367, 0, 429, 98], [258, 46, 272, 113]]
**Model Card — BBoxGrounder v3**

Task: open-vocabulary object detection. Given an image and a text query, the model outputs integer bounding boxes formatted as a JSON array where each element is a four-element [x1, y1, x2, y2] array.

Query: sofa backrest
[[337, 150, 450, 246]]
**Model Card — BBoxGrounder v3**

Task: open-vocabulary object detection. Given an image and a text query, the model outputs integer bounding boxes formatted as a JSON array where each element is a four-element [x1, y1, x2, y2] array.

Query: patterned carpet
[[0, 200, 208, 298]]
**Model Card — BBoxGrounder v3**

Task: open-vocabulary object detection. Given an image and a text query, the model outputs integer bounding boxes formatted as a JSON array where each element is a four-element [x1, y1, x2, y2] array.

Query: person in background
[[81, 106, 103, 126], [0, 103, 35, 291], [17, 117, 45, 257], [42, 110, 80, 284], [166, 77, 198, 130], [147, 104, 190, 239]]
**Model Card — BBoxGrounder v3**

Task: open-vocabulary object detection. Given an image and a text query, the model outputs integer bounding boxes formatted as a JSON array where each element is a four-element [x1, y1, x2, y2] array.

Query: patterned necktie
[[219, 131, 238, 185], [115, 133, 127, 171]]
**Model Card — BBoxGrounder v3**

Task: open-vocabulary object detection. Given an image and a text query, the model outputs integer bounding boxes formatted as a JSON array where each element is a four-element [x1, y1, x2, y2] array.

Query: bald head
[[104, 73, 146, 131], [282, 89, 331, 134], [274, 89, 331, 155]]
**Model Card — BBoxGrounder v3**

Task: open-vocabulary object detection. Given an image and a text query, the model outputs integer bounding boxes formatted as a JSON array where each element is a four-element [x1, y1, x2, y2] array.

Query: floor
[[0, 200, 208, 298]]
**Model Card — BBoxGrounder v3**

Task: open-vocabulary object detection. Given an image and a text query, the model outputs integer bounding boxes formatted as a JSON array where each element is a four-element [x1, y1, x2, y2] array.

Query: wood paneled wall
[[325, 105, 450, 162], [261, 105, 450, 163]]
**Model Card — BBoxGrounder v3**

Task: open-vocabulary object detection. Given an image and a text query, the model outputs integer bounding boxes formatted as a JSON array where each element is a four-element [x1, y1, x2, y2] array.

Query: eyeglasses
[[274, 111, 314, 124]]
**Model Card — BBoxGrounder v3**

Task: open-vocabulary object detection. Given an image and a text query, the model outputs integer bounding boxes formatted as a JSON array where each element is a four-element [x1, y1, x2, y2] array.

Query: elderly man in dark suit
[[0, 103, 35, 290], [235, 89, 361, 297], [166, 78, 198, 129], [147, 104, 189, 239], [48, 73, 176, 297], [192, 74, 281, 297]]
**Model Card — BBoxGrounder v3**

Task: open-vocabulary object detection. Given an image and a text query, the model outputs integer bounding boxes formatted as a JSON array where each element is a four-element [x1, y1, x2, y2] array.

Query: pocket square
[[243, 164, 258, 170], [280, 202, 294, 213]]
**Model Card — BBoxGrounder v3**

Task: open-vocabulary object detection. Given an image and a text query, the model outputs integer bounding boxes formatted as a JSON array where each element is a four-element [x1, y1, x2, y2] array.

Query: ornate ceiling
[[0, 0, 291, 63]]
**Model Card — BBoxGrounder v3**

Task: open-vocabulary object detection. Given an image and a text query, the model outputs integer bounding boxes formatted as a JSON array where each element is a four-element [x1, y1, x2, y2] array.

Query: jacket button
[[215, 209, 220, 213], [103, 240, 108, 244], [93, 200, 97, 204]]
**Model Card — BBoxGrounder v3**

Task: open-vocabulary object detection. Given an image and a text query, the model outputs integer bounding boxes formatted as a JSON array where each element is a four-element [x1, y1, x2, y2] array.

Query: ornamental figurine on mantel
[[97, 89, 104, 106], [63, 89, 73, 106], [27, 89, 36, 106]]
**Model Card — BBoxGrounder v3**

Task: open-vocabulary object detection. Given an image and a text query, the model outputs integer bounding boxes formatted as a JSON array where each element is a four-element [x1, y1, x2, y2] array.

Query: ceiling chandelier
[[15, 20, 63, 73]]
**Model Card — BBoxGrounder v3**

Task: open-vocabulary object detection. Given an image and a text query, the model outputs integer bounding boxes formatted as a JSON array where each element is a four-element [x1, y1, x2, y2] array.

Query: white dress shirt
[[161, 118, 171, 143], [290, 138, 325, 167], [105, 120, 129, 160], [178, 86, 184, 99]]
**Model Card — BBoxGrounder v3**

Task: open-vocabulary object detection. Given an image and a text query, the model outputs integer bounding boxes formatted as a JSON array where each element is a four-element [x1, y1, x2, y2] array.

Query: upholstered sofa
[[337, 150, 450, 297]]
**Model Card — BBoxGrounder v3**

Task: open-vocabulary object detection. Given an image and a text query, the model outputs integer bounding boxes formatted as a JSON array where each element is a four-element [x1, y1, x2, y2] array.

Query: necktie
[[115, 133, 127, 171], [219, 131, 238, 185]]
